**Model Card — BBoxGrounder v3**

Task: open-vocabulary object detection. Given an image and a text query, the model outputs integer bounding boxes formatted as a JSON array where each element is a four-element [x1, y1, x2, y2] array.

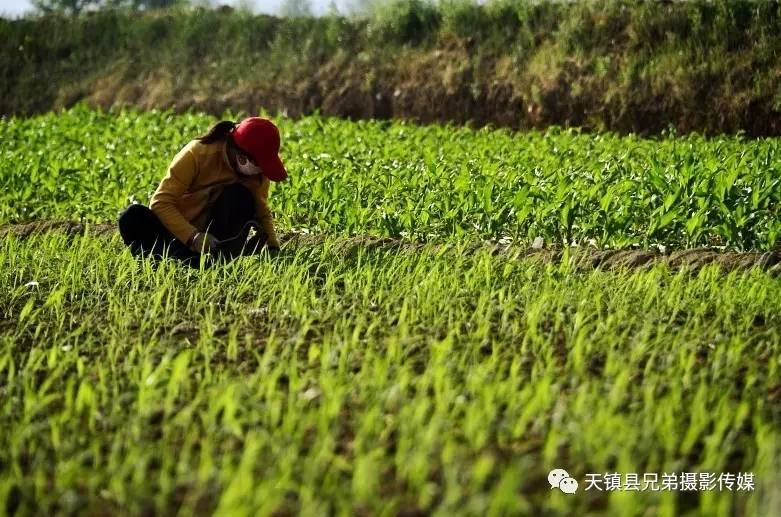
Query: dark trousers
[[118, 183, 257, 267]]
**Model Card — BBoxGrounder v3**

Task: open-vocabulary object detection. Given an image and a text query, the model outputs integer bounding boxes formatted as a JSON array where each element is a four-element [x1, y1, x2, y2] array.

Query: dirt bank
[[2, 220, 780, 275], [4, 4, 781, 135]]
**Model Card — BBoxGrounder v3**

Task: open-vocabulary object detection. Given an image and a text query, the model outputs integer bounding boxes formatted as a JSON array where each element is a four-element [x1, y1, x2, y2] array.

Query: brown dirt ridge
[[2, 220, 780, 275]]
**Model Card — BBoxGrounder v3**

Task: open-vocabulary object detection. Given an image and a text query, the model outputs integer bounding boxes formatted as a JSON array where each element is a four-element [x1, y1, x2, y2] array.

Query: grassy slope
[[1, 231, 779, 515], [3, 0, 781, 135]]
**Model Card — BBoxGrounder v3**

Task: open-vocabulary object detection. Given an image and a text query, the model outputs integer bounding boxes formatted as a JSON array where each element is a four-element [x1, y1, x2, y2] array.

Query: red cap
[[231, 117, 287, 182]]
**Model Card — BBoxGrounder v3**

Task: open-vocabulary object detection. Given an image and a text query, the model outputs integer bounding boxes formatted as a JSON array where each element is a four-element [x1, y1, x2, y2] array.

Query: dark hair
[[197, 120, 236, 144]]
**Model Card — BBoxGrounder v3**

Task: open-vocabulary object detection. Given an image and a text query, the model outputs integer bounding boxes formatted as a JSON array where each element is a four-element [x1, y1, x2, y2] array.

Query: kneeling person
[[118, 117, 287, 266]]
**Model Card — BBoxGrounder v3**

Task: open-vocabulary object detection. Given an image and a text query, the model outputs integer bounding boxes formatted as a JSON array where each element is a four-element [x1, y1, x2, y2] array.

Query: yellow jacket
[[150, 139, 280, 248]]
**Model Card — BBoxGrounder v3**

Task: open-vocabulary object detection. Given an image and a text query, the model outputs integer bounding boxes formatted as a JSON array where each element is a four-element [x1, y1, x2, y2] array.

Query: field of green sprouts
[[1, 105, 780, 249], [1, 107, 780, 515]]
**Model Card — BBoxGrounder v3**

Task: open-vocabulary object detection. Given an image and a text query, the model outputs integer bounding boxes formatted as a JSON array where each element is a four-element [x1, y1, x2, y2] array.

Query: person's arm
[[149, 145, 199, 245], [252, 178, 281, 249]]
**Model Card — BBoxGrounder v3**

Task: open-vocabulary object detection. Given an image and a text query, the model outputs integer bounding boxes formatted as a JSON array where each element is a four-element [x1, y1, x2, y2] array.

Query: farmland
[[2, 106, 780, 249], [1, 107, 780, 515]]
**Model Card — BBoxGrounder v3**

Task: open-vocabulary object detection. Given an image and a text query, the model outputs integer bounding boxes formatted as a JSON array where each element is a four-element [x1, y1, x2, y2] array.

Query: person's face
[[235, 149, 262, 177]]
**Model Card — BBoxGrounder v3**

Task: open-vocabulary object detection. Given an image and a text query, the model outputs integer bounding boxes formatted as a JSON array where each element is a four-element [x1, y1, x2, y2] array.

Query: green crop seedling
[[0, 106, 779, 515], [1, 105, 779, 249]]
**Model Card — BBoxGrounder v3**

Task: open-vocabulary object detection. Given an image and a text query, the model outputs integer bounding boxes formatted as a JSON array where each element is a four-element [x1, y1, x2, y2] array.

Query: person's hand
[[189, 232, 218, 253]]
